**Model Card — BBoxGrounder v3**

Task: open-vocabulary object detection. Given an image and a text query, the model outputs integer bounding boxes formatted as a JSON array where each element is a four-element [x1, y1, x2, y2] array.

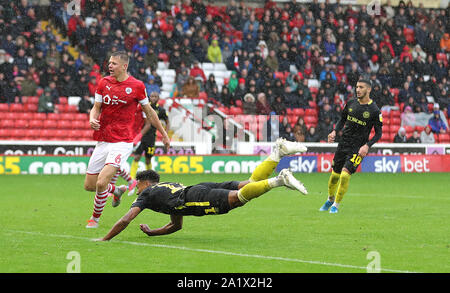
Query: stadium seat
[[309, 101, 318, 109], [67, 129, 82, 140], [43, 119, 58, 128], [15, 119, 29, 128], [415, 126, 425, 133], [32, 112, 47, 120], [0, 103, 9, 112], [438, 133, 450, 143], [0, 119, 14, 128], [23, 129, 38, 140], [229, 106, 243, 115], [9, 103, 24, 112], [60, 113, 73, 120], [71, 120, 85, 129], [59, 97, 68, 104], [389, 132, 396, 142], [3, 112, 16, 120], [53, 129, 67, 139], [293, 108, 305, 116], [15, 112, 32, 120], [23, 103, 38, 112], [391, 117, 401, 126], [201, 63, 214, 71], [0, 128, 11, 139], [404, 125, 414, 135], [390, 124, 400, 134], [304, 115, 318, 125], [381, 131, 390, 142], [80, 130, 93, 140], [305, 108, 317, 117], [74, 113, 88, 121], [29, 119, 44, 129], [57, 120, 72, 129], [47, 113, 59, 120], [288, 115, 297, 125], [25, 96, 39, 104]]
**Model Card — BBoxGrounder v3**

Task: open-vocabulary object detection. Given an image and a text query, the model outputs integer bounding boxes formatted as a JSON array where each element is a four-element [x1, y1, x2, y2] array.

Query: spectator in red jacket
[[189, 60, 206, 83]]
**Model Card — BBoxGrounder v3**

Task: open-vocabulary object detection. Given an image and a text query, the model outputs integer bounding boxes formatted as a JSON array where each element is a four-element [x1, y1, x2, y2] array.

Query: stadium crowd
[[0, 0, 449, 143]]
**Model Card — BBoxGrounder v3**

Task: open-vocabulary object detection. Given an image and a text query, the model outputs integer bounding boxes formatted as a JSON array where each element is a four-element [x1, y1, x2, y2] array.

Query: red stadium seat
[[47, 113, 59, 120], [32, 112, 47, 120], [66, 105, 78, 113], [3, 112, 16, 120], [438, 133, 450, 143], [43, 119, 58, 129], [15, 119, 29, 128], [288, 115, 297, 125], [0, 128, 11, 139], [404, 125, 414, 135], [305, 108, 317, 117], [60, 113, 73, 120], [80, 130, 94, 140], [389, 132, 396, 142], [390, 124, 400, 134], [59, 97, 68, 104], [9, 103, 24, 112], [55, 104, 68, 112], [24, 101, 39, 112], [53, 129, 67, 139], [308, 101, 318, 109], [304, 115, 318, 124], [391, 117, 401, 126], [229, 106, 242, 115], [57, 120, 72, 129], [67, 130, 82, 140], [25, 96, 39, 104], [15, 112, 32, 120], [0, 103, 9, 112], [74, 113, 88, 121], [29, 119, 44, 129], [390, 110, 400, 119], [71, 120, 85, 130], [0, 119, 14, 128], [415, 126, 425, 133], [38, 129, 52, 140], [293, 108, 305, 116], [23, 129, 39, 140]]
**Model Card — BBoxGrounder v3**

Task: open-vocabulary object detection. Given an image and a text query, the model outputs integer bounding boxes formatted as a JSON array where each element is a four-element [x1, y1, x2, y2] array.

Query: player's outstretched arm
[[95, 207, 142, 241], [140, 215, 183, 236], [142, 103, 170, 149]]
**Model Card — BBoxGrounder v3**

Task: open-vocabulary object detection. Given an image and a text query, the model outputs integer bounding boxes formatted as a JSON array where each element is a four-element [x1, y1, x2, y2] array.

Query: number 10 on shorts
[[350, 154, 362, 167]]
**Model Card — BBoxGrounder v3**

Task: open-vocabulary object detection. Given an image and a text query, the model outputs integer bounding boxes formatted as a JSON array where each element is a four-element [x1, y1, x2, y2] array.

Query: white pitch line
[[5, 229, 420, 273]]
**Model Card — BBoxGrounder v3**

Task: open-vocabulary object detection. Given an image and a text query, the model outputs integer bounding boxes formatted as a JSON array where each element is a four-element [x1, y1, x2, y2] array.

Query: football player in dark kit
[[95, 138, 309, 241], [128, 91, 169, 196], [319, 78, 383, 213]]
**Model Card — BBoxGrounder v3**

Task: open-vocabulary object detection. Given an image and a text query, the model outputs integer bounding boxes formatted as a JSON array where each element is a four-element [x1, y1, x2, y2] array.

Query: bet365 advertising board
[[1, 154, 450, 175]]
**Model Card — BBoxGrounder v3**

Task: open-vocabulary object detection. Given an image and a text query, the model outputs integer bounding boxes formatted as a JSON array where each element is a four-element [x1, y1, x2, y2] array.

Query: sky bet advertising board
[[1, 155, 449, 175]]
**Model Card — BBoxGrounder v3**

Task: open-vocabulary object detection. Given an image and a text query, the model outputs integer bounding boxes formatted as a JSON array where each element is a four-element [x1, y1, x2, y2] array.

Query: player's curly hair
[[136, 170, 160, 183]]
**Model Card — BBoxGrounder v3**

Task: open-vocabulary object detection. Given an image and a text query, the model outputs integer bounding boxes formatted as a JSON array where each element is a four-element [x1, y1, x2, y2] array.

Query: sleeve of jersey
[[94, 79, 105, 103], [367, 110, 383, 147], [139, 84, 149, 105], [334, 103, 348, 132]]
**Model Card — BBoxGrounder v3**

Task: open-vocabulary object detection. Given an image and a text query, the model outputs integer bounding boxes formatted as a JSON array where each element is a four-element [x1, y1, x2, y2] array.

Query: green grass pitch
[[0, 172, 448, 273]]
